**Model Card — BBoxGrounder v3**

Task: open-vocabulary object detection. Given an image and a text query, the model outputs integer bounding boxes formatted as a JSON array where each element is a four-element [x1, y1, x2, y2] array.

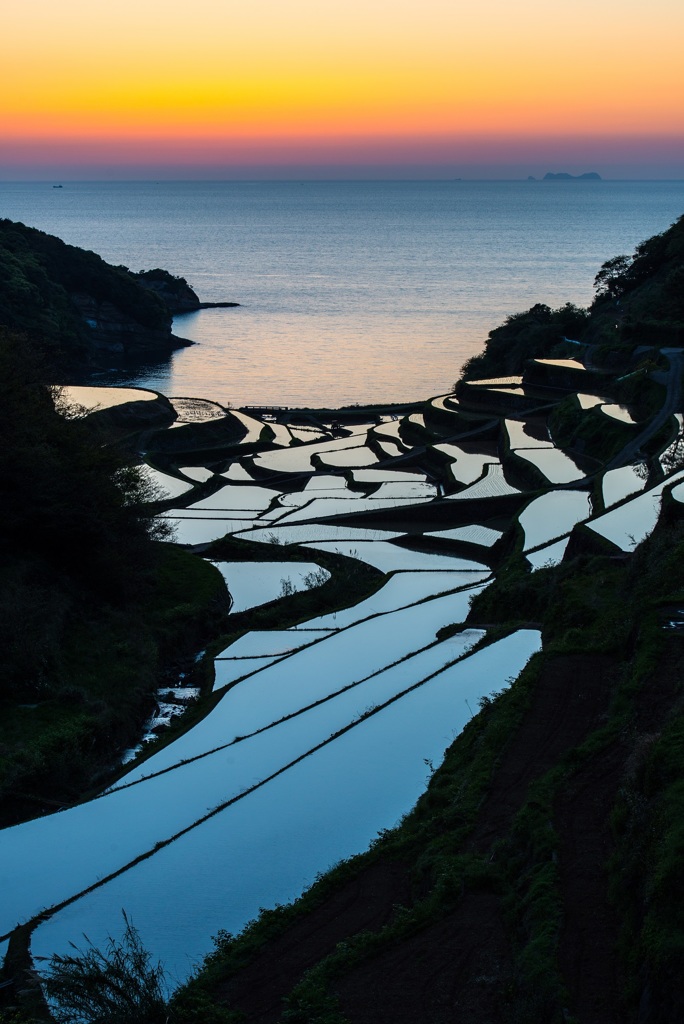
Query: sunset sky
[[2, 0, 682, 178]]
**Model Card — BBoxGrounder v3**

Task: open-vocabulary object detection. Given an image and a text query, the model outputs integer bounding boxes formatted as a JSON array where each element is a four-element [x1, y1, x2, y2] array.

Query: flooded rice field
[[8, 365, 684, 988]]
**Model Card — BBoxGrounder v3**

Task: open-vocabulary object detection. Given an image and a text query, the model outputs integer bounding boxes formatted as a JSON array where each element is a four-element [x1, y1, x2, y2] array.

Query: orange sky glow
[[2, 0, 682, 177]]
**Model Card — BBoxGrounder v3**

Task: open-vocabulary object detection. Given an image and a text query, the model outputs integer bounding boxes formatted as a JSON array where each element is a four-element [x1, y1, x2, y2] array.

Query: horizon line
[[3, 177, 684, 184]]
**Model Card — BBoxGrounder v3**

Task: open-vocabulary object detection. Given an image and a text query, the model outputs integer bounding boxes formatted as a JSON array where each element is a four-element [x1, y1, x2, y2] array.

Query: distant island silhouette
[[543, 172, 602, 180]]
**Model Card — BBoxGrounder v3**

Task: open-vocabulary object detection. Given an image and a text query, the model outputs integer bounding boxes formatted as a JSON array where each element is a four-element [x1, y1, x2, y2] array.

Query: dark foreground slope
[[0, 222, 237, 826], [0, 218, 241, 833], [0, 331, 231, 826]]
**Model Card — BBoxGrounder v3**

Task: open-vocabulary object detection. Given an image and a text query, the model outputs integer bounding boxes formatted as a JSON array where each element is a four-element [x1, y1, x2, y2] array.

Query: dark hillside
[[460, 302, 589, 380], [0, 329, 228, 824], [590, 213, 684, 349], [461, 214, 684, 382], [0, 219, 192, 368], [0, 223, 234, 827]]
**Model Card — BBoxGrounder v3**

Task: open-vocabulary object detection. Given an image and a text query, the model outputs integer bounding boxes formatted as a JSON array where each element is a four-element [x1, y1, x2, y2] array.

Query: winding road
[[606, 347, 683, 470]]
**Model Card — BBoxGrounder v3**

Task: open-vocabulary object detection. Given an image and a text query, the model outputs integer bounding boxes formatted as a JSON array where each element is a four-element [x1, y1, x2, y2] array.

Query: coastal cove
[[3, 179, 684, 406]]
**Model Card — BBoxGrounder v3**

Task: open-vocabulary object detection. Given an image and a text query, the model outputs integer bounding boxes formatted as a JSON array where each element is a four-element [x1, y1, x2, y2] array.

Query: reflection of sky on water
[[519, 490, 592, 550], [589, 470, 684, 551], [31, 631, 540, 985], [514, 447, 584, 484], [526, 538, 570, 571], [212, 560, 330, 614], [22, 180, 680, 409], [602, 465, 646, 508]]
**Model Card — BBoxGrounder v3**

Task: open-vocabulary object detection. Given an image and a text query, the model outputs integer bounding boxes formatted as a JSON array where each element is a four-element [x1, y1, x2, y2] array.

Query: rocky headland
[[0, 219, 238, 371]]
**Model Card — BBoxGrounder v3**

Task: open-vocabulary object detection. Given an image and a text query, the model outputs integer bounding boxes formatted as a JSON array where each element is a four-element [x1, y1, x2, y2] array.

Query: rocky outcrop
[[70, 292, 191, 358], [134, 269, 202, 313], [0, 219, 242, 371], [134, 268, 240, 313], [0, 218, 195, 368]]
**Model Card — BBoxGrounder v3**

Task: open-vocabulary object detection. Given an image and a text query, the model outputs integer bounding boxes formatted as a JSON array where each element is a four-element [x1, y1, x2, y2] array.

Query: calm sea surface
[[2, 180, 683, 407]]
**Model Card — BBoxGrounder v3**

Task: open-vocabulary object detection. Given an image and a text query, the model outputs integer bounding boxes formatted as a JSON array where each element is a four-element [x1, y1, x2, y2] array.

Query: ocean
[[1, 179, 683, 407]]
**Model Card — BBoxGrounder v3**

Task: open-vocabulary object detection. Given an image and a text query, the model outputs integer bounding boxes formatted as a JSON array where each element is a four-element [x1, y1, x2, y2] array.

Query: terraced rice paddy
[[303, 541, 488, 573], [600, 404, 638, 424], [319, 446, 379, 467], [180, 465, 216, 482], [526, 537, 570, 570], [352, 468, 427, 485], [588, 492, 663, 551], [220, 463, 254, 481], [212, 561, 330, 613], [26, 630, 541, 981], [58, 385, 158, 411], [212, 655, 290, 692], [289, 426, 326, 442], [577, 393, 607, 410], [301, 575, 488, 630], [448, 463, 519, 499], [534, 358, 586, 371], [161, 516, 266, 544], [466, 376, 523, 387], [235, 523, 404, 545], [514, 447, 584, 484], [253, 430, 371, 474], [587, 469, 684, 551], [9, 375, 684, 990], [602, 465, 647, 508], [505, 419, 553, 449], [169, 397, 227, 423], [430, 396, 461, 415], [425, 524, 503, 546], [231, 409, 274, 444], [519, 490, 592, 550], [434, 444, 498, 484], [275, 495, 434, 523], [188, 485, 281, 512], [374, 421, 403, 441], [370, 480, 437, 500], [139, 465, 196, 500]]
